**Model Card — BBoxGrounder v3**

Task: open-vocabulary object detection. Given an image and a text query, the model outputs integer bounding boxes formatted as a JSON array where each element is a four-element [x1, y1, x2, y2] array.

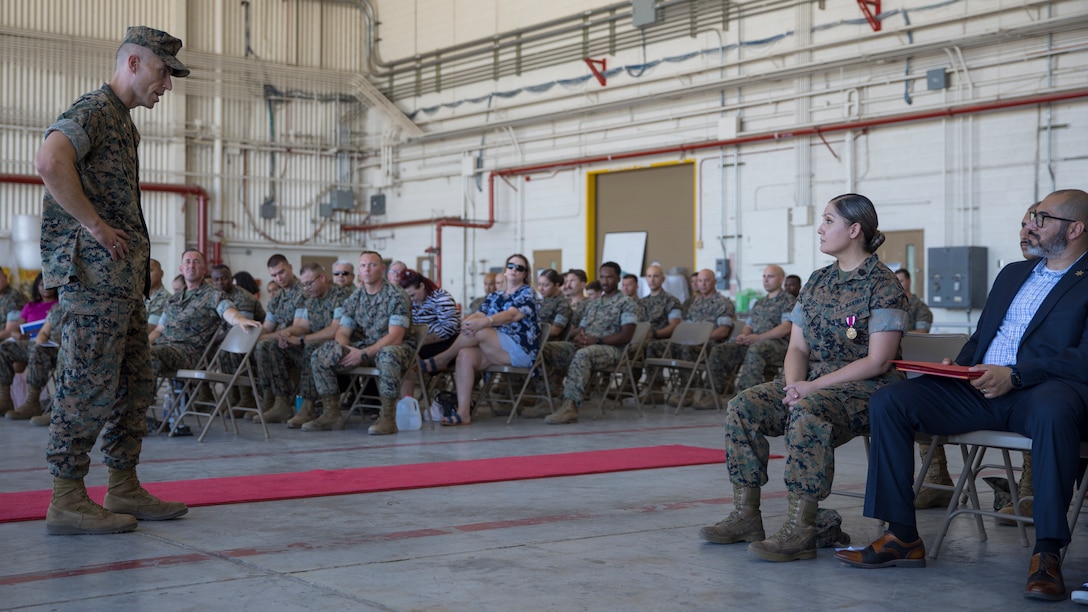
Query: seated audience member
[[645, 268, 735, 407], [544, 262, 637, 425], [537, 269, 572, 340], [171, 273, 185, 295], [259, 263, 352, 430], [423, 254, 539, 426], [330, 259, 356, 289], [838, 190, 1088, 603], [701, 265, 795, 407], [895, 269, 932, 334], [563, 269, 589, 330], [210, 264, 267, 417], [641, 264, 682, 341], [700, 193, 907, 563], [621, 273, 640, 300], [148, 250, 260, 379], [146, 259, 170, 333], [784, 274, 802, 298], [0, 267, 28, 343], [310, 251, 415, 435], [387, 260, 408, 285], [1, 273, 56, 417], [585, 280, 603, 301], [25, 305, 65, 425], [233, 270, 260, 297], [468, 271, 498, 314], [397, 270, 460, 399], [251, 254, 306, 418]]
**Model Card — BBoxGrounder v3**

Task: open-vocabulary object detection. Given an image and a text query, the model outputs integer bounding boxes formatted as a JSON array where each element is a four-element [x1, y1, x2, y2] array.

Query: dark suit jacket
[[955, 253, 1088, 400]]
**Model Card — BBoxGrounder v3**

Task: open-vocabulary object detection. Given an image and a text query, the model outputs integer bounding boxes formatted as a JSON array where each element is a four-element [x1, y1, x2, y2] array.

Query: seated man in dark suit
[[835, 189, 1088, 602]]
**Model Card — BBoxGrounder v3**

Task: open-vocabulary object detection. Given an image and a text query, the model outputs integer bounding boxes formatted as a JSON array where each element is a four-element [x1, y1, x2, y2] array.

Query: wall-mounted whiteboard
[[601, 231, 648, 277]]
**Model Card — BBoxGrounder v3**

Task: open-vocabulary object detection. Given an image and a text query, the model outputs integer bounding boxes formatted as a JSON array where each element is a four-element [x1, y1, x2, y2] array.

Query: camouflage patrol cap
[[122, 26, 190, 78]]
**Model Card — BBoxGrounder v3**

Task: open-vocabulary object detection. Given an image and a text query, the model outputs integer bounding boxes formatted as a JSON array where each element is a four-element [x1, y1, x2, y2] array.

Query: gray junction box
[[926, 246, 988, 310]]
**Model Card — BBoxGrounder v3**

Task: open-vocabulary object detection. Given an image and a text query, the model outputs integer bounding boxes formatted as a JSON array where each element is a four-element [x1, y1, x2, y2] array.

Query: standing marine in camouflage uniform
[[545, 262, 638, 425], [704, 265, 796, 404], [34, 26, 193, 535], [145, 259, 170, 332], [264, 263, 351, 430], [148, 250, 259, 378], [250, 254, 307, 417], [4, 305, 62, 421], [310, 251, 414, 435], [699, 194, 907, 563]]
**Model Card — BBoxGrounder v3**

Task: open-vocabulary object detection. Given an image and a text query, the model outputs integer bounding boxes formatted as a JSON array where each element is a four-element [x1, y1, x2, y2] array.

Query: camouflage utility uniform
[[253, 278, 306, 395], [639, 291, 682, 336], [546, 292, 638, 404], [1, 286, 28, 329], [280, 284, 351, 400], [905, 294, 933, 332], [0, 305, 62, 389], [218, 284, 266, 375], [311, 281, 414, 399], [538, 294, 572, 339], [708, 290, 796, 393], [725, 254, 907, 500], [645, 292, 735, 362], [41, 84, 154, 479], [568, 299, 588, 337], [152, 283, 238, 376], [145, 286, 169, 328]]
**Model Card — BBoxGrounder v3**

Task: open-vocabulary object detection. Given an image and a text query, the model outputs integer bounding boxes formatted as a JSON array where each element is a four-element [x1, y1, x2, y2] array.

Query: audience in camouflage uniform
[[250, 254, 307, 419]]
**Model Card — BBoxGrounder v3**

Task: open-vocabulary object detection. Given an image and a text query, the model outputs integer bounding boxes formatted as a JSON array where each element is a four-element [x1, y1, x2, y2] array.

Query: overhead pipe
[[0, 174, 216, 265], [341, 88, 1088, 286]]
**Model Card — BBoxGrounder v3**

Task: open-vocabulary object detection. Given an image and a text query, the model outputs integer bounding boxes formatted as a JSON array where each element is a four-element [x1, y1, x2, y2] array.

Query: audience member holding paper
[[1, 273, 57, 417]]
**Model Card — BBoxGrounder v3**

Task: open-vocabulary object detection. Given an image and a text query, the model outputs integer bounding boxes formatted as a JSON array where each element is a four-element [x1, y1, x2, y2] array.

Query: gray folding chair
[[165, 325, 266, 442], [592, 321, 651, 418], [643, 321, 717, 414], [346, 324, 430, 424], [475, 323, 554, 423]]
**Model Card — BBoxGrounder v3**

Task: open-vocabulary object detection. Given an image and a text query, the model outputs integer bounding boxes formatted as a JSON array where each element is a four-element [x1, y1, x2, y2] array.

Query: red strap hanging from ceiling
[[857, 0, 882, 32]]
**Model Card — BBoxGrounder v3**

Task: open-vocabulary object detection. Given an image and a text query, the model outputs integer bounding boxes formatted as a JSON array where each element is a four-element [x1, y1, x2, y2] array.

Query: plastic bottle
[[295, 395, 303, 413], [395, 395, 422, 431]]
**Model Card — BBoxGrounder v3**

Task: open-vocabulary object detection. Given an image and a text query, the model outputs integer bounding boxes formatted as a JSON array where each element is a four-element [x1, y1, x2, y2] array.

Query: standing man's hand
[[86, 220, 131, 261]]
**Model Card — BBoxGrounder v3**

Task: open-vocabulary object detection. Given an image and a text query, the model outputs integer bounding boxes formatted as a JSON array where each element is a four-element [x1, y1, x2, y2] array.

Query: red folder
[[890, 360, 984, 380]]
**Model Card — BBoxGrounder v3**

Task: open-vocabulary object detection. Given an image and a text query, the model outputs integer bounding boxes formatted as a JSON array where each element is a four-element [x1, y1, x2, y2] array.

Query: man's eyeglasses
[[332, 271, 352, 276], [506, 262, 528, 272], [1030, 210, 1077, 228], [301, 279, 318, 289]]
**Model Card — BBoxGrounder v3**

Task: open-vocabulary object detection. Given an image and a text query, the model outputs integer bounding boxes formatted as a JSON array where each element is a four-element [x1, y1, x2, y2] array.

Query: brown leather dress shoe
[[1024, 552, 1065, 601], [834, 530, 926, 569]]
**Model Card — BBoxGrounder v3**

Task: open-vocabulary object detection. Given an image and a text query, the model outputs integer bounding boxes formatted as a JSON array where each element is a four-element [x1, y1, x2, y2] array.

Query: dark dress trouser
[[864, 375, 1088, 544]]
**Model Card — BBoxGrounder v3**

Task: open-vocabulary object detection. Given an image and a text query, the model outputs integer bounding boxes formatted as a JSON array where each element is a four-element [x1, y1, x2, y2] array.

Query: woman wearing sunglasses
[[422, 254, 540, 425]]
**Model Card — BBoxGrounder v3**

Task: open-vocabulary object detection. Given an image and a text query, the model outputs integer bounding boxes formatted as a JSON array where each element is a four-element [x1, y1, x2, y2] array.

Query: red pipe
[[341, 89, 1088, 286], [0, 174, 215, 265]]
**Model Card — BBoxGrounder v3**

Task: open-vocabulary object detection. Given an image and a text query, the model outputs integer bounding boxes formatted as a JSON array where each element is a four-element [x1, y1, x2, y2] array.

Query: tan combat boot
[[8, 388, 43, 420], [302, 397, 347, 431], [0, 384, 13, 417], [544, 399, 579, 424], [102, 468, 188, 521], [249, 388, 276, 421], [368, 397, 398, 435], [235, 386, 257, 409], [30, 412, 51, 427], [914, 443, 954, 509], [46, 477, 138, 535], [699, 486, 765, 544], [747, 493, 819, 562], [261, 395, 295, 424], [287, 398, 320, 429], [997, 451, 1034, 525]]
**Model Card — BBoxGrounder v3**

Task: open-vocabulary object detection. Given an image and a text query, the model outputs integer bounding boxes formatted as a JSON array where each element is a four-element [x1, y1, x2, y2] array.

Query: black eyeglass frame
[[1030, 210, 1077, 228]]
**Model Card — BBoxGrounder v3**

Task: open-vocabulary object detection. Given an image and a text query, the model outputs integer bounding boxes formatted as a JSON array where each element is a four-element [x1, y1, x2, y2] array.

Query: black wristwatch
[[596, 337, 602, 345], [1010, 367, 1022, 389]]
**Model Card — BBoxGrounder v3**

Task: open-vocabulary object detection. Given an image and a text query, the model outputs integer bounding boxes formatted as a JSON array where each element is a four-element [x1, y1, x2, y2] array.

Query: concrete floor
[[2, 400, 1087, 611]]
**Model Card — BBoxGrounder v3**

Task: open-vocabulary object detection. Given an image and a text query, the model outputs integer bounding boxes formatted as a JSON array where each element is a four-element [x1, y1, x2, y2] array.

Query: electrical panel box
[[927, 246, 988, 310], [259, 197, 277, 219], [369, 194, 386, 215], [632, 0, 658, 28], [332, 189, 355, 211], [926, 68, 949, 91]]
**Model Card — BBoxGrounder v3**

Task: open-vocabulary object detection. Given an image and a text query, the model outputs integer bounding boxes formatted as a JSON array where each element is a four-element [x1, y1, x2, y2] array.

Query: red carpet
[[0, 444, 754, 523]]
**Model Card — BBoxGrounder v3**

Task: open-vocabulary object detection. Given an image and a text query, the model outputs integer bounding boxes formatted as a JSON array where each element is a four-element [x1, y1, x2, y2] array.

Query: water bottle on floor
[[395, 395, 422, 431]]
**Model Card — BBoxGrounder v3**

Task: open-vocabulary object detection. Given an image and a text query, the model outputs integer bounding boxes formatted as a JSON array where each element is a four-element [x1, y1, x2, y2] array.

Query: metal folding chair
[[591, 321, 651, 418], [643, 321, 717, 414], [163, 325, 266, 442], [345, 324, 430, 424], [475, 323, 554, 423]]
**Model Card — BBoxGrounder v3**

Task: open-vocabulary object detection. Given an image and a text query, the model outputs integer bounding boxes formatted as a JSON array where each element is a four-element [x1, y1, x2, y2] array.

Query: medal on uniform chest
[[845, 315, 858, 340]]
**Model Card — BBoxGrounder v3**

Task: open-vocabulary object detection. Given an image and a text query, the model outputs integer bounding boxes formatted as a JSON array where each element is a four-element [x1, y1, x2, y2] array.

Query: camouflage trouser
[[26, 344, 60, 389], [150, 343, 202, 379], [253, 338, 305, 398], [707, 339, 788, 394], [48, 286, 153, 480], [644, 339, 707, 389], [725, 379, 872, 500], [311, 342, 413, 399], [545, 343, 623, 404], [0, 339, 29, 385]]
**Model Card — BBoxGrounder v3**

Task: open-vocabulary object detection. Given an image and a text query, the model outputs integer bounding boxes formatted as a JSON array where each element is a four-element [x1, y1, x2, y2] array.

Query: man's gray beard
[[1026, 228, 1069, 259]]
